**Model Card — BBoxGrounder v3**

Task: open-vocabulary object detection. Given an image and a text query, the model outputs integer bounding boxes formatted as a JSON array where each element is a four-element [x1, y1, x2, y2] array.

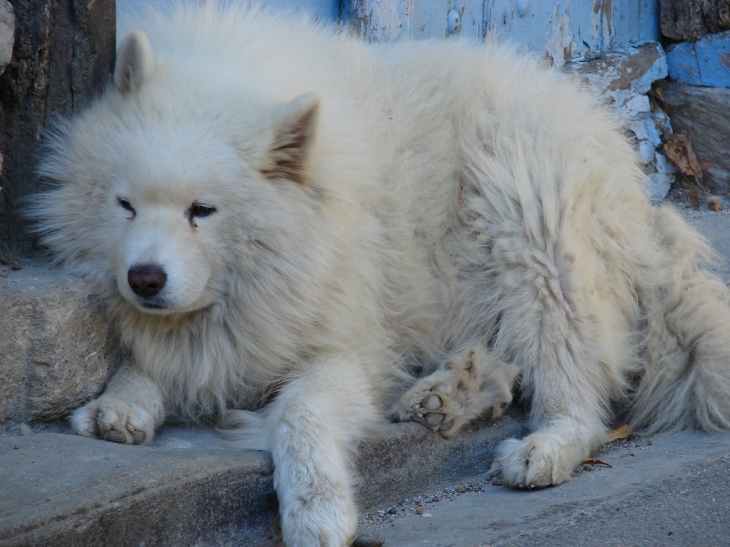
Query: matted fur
[[30, 3, 730, 545]]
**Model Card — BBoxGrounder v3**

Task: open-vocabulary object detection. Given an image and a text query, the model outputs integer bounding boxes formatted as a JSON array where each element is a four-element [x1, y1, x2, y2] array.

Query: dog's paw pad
[[394, 343, 517, 439], [71, 397, 155, 445]]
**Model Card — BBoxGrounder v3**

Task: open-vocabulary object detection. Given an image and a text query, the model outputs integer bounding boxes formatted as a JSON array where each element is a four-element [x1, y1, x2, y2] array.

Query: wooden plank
[[346, 0, 414, 42]]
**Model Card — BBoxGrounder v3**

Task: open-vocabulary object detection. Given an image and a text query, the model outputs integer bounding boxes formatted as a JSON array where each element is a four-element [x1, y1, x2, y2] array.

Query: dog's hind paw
[[489, 429, 587, 488], [393, 343, 518, 438]]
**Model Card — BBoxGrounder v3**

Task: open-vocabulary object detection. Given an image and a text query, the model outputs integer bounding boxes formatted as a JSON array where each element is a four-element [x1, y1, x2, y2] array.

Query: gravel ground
[[359, 432, 654, 532]]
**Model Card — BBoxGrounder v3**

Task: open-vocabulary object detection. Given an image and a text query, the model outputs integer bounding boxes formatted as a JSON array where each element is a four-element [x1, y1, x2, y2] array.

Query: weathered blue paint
[[120, 1, 660, 62], [264, 0, 341, 21], [118, 0, 341, 23], [667, 31, 730, 88], [608, 0, 660, 48], [347, 0, 659, 66], [696, 31, 730, 87], [344, 0, 414, 43], [667, 41, 702, 85]]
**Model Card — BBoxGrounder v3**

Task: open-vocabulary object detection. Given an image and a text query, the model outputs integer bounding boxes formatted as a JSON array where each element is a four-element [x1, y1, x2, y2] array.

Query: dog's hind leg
[[392, 343, 518, 438], [478, 235, 631, 488], [260, 357, 381, 547], [70, 363, 165, 445], [455, 141, 639, 488], [631, 205, 730, 433], [486, 273, 615, 488]]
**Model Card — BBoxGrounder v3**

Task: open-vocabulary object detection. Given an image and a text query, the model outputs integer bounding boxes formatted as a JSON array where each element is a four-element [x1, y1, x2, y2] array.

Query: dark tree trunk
[[0, 0, 115, 251]]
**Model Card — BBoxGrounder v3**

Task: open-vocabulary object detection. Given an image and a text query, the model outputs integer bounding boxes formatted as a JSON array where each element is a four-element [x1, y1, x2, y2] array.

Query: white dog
[[32, 3, 730, 546]]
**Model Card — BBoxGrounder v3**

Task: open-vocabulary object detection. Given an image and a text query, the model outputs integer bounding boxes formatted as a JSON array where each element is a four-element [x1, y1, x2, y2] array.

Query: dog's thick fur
[[32, 3, 730, 546]]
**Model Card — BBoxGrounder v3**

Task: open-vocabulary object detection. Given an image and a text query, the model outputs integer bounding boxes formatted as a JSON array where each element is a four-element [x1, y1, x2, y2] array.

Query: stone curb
[[0, 415, 526, 547]]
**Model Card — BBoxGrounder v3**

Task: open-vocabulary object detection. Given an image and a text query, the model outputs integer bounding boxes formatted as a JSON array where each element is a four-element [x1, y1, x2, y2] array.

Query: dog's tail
[[631, 205, 730, 433], [216, 409, 271, 451]]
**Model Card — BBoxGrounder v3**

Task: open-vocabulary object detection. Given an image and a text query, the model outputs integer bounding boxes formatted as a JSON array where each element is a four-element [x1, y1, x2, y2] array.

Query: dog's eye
[[187, 201, 217, 226], [117, 197, 136, 218]]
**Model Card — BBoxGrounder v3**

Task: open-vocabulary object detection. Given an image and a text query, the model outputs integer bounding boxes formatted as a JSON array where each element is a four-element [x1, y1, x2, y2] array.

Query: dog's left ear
[[260, 93, 320, 185], [115, 30, 156, 94]]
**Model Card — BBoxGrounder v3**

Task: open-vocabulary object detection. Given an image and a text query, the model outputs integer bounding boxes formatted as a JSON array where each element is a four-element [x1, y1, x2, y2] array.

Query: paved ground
[[357, 432, 730, 546]]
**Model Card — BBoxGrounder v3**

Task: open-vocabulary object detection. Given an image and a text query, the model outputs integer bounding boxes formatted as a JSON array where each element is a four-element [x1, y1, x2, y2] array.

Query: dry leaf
[[708, 197, 724, 211], [700, 162, 714, 170], [0, 248, 21, 270], [663, 131, 702, 178], [606, 424, 631, 442], [582, 459, 612, 468], [689, 189, 701, 210]]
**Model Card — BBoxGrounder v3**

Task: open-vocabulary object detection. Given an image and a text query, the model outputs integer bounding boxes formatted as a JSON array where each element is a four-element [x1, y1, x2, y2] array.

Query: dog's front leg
[[70, 362, 165, 444], [267, 358, 378, 547]]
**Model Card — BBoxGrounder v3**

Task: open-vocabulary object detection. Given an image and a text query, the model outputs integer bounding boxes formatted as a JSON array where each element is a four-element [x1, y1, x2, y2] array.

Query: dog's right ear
[[259, 93, 320, 185], [115, 30, 156, 94]]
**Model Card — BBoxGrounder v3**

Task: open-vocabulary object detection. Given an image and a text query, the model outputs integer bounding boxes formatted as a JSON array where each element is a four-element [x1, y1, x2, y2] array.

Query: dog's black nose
[[128, 264, 167, 298]]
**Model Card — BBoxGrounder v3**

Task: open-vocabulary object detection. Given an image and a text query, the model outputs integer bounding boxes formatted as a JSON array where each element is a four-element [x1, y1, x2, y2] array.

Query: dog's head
[[34, 30, 323, 316]]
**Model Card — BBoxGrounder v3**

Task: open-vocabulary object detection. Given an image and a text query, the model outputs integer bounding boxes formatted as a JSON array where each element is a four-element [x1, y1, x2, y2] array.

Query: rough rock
[[660, 0, 730, 42], [565, 42, 674, 202], [659, 81, 730, 196], [0, 263, 120, 428], [667, 31, 730, 88], [0, 1, 14, 75]]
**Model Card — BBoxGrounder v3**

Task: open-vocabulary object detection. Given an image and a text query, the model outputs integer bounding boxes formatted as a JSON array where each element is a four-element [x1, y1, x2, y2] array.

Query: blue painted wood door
[[117, 0, 342, 23]]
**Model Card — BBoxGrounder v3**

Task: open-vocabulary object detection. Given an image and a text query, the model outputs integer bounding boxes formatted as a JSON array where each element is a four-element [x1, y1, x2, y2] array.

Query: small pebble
[[421, 512, 432, 518], [415, 506, 425, 515], [456, 484, 466, 493], [353, 532, 385, 547]]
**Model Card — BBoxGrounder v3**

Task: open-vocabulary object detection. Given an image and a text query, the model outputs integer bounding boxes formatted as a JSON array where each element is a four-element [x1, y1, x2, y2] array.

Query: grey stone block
[[660, 82, 730, 195], [0, 1, 14, 74], [0, 263, 119, 428]]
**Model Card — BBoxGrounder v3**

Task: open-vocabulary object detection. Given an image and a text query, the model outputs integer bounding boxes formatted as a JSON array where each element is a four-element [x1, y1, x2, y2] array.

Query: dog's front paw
[[280, 490, 355, 547], [394, 344, 517, 438], [489, 430, 584, 488], [71, 395, 159, 445]]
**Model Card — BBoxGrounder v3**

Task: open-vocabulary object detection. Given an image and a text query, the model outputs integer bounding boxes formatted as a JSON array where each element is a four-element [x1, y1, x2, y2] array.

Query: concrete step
[[0, 415, 526, 547]]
